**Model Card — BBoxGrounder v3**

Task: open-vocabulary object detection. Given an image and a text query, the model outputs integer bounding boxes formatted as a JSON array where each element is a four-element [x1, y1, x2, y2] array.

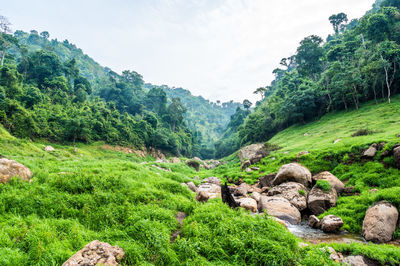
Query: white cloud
[[2, 0, 375, 102]]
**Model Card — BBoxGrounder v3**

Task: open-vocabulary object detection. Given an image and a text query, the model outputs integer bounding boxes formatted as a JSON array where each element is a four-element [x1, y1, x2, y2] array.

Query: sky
[[1, 0, 376, 103]]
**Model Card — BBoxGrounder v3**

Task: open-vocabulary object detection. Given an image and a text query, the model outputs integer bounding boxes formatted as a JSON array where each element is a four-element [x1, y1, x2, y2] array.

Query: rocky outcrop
[[251, 191, 261, 202], [259, 196, 301, 224], [197, 183, 221, 199], [169, 157, 181, 163], [238, 144, 268, 168], [62, 240, 124, 266], [362, 143, 377, 158], [342, 255, 378, 266], [267, 182, 308, 211], [186, 160, 200, 171], [394, 146, 400, 169], [320, 215, 343, 232], [236, 198, 257, 212], [313, 171, 344, 193], [44, 145, 55, 151], [362, 201, 399, 243], [258, 173, 276, 188], [0, 158, 33, 183], [307, 186, 337, 215], [202, 177, 221, 186], [308, 215, 320, 229], [272, 163, 312, 187], [187, 182, 197, 192], [233, 183, 248, 196], [296, 151, 309, 158]]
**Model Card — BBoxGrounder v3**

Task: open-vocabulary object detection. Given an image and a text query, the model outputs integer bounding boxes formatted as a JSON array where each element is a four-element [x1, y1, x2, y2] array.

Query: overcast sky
[[2, 0, 375, 103]]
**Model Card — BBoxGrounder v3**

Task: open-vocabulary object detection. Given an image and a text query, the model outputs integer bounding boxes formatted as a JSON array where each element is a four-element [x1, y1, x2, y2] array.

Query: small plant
[[263, 142, 282, 152], [316, 180, 331, 192], [351, 128, 373, 137], [298, 189, 306, 196]]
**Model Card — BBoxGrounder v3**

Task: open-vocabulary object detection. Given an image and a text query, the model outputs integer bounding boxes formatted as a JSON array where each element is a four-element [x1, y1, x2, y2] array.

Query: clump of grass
[[352, 128, 373, 137], [316, 180, 331, 192], [263, 142, 282, 152], [298, 189, 306, 196]]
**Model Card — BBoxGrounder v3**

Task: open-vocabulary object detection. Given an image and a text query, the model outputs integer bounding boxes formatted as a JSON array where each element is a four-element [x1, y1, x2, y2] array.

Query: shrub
[[298, 189, 306, 196], [316, 180, 331, 192], [351, 129, 373, 137]]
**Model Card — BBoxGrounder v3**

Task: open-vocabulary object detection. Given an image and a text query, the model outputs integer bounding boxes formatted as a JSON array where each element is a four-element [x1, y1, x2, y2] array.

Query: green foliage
[[298, 189, 306, 196], [316, 180, 331, 192], [351, 128, 374, 137]]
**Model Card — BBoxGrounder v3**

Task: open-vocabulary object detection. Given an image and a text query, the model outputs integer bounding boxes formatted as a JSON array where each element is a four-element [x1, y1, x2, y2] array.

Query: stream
[[286, 221, 365, 244]]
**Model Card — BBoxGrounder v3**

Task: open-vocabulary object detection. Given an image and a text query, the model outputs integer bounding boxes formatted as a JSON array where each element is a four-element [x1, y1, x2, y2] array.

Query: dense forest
[[0, 22, 242, 158], [215, 0, 400, 155]]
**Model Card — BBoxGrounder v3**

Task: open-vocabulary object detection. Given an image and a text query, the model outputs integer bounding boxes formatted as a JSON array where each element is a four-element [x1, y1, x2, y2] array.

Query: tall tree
[[329, 13, 348, 35]]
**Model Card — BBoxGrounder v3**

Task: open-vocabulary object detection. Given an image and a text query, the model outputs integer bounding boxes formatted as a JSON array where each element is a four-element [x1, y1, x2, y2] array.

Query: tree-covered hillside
[[218, 0, 400, 154], [146, 84, 242, 158], [4, 29, 240, 158]]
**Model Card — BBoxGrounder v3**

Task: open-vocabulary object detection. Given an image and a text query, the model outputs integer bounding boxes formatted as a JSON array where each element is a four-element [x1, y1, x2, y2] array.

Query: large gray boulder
[[308, 215, 320, 229], [236, 198, 258, 212], [362, 201, 399, 243], [0, 158, 33, 183], [259, 196, 301, 224], [313, 171, 344, 193], [267, 182, 308, 211], [342, 255, 378, 266], [233, 183, 249, 196], [307, 186, 337, 215], [238, 144, 268, 165], [320, 215, 343, 232], [272, 163, 312, 187], [62, 240, 124, 266], [202, 177, 221, 186]]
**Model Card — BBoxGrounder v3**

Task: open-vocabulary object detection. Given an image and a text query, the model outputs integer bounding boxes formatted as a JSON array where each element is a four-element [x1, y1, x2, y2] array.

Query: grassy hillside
[[1, 97, 400, 264], [0, 129, 336, 265]]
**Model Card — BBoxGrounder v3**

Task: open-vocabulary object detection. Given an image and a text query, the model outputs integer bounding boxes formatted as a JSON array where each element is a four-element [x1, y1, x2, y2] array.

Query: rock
[[202, 177, 221, 186], [283, 151, 289, 154], [44, 145, 55, 151], [271, 217, 288, 228], [296, 151, 309, 158], [304, 133, 309, 136], [362, 201, 399, 243], [245, 168, 252, 173], [362, 143, 377, 158], [333, 139, 341, 144], [196, 190, 210, 202], [233, 183, 248, 196], [272, 163, 312, 187], [237, 198, 257, 212], [187, 182, 197, 192], [258, 173, 276, 187], [342, 255, 377, 266], [259, 196, 301, 224], [0, 158, 33, 183], [251, 191, 261, 202], [241, 160, 251, 170], [193, 176, 200, 180], [186, 160, 200, 171], [62, 240, 124, 266], [197, 183, 221, 199], [323, 247, 344, 263], [307, 186, 337, 215], [320, 215, 343, 232], [238, 143, 268, 165], [181, 183, 188, 188], [308, 215, 320, 229], [267, 182, 308, 211], [313, 171, 344, 193], [170, 157, 181, 163], [251, 167, 260, 171], [271, 157, 276, 160], [394, 146, 400, 169]]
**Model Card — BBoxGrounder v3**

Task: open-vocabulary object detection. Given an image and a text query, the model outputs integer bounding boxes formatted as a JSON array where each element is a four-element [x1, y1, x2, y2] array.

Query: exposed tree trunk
[[381, 55, 396, 104], [0, 49, 5, 66], [372, 77, 378, 105], [341, 95, 348, 111], [327, 92, 333, 112], [361, 34, 367, 50], [381, 80, 385, 100], [352, 84, 359, 110]]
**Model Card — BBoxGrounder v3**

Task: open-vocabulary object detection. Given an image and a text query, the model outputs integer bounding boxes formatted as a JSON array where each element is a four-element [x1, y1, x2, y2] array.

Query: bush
[[351, 129, 373, 137], [299, 189, 306, 196], [316, 180, 331, 192]]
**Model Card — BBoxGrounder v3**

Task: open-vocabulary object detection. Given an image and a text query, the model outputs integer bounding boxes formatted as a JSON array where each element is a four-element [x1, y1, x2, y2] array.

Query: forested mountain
[[218, 0, 400, 154], [146, 84, 241, 158], [0, 26, 241, 158]]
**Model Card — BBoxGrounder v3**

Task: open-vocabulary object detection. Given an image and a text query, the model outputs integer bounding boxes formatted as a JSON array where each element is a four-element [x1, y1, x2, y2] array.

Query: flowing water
[[286, 221, 365, 244]]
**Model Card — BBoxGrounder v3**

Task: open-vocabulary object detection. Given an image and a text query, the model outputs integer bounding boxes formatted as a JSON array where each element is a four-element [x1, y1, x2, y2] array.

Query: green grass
[[316, 180, 331, 192], [1, 96, 400, 264]]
